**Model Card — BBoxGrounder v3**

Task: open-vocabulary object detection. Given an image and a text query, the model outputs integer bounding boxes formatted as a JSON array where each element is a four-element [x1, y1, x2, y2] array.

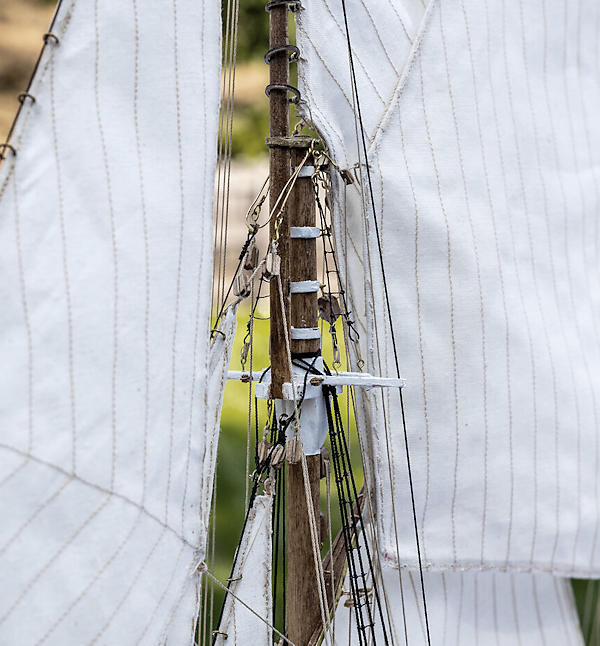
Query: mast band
[[292, 165, 315, 178], [290, 327, 321, 340], [290, 226, 320, 239], [290, 280, 320, 293]]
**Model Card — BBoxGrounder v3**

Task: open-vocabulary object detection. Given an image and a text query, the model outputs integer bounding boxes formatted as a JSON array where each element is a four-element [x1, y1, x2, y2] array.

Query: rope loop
[[0, 143, 17, 160], [264, 44, 300, 65], [265, 83, 301, 104], [43, 32, 60, 45], [265, 0, 301, 12], [17, 92, 36, 105]]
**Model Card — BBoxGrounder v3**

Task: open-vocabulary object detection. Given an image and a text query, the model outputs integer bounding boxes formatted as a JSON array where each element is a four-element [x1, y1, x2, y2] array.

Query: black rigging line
[[338, 1, 432, 642], [323, 365, 392, 645], [212, 228, 258, 327]]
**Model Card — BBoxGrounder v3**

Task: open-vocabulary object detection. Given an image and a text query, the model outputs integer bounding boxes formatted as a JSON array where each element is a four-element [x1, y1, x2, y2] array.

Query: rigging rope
[[337, 1, 431, 642], [199, 563, 295, 646], [275, 273, 334, 645]]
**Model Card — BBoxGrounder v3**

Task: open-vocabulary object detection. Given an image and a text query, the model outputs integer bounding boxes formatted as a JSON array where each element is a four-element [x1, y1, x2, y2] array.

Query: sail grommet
[[43, 32, 60, 45], [264, 44, 300, 64], [0, 143, 16, 160], [17, 92, 36, 105], [265, 83, 301, 104]]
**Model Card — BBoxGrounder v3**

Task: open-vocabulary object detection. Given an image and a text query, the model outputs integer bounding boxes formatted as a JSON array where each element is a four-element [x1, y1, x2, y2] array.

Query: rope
[[211, 0, 240, 322], [198, 563, 296, 646], [245, 279, 255, 511], [276, 274, 333, 646], [338, 0, 431, 642]]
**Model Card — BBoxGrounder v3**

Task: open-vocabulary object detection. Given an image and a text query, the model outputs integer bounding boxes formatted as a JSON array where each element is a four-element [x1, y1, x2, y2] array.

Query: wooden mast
[[267, 4, 322, 643], [267, 1, 291, 400]]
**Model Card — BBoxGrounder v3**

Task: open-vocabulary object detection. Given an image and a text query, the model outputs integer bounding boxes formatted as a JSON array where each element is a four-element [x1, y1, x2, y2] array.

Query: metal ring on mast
[[264, 44, 300, 64], [264, 83, 301, 104], [264, 0, 301, 12]]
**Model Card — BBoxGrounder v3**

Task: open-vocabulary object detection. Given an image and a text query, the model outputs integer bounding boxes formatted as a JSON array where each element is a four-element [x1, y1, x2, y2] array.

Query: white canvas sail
[[298, 0, 600, 577], [214, 493, 273, 645], [0, 0, 229, 643], [333, 566, 583, 645]]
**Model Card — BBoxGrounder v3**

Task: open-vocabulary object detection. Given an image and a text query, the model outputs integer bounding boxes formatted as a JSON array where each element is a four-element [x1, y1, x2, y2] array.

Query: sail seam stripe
[[34, 509, 146, 644], [459, 0, 513, 569], [94, 0, 120, 492], [49, 38, 77, 477], [131, 0, 151, 512], [89, 525, 169, 643], [134, 543, 187, 644], [0, 495, 111, 625], [0, 443, 198, 550], [11, 171, 34, 457]]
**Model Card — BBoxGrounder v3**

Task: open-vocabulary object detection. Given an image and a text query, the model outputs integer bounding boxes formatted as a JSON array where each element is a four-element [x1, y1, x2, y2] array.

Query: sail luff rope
[[337, 1, 431, 641]]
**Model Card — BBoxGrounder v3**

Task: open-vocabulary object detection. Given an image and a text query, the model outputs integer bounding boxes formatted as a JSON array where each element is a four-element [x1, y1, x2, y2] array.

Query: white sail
[[0, 0, 228, 643], [298, 0, 600, 577], [333, 565, 583, 645], [214, 493, 273, 645]]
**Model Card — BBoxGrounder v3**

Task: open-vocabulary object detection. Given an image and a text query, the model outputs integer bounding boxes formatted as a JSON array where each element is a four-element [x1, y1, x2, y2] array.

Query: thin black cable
[[212, 229, 257, 327], [338, 1, 431, 641], [324, 387, 370, 646], [323, 371, 392, 645], [328, 382, 392, 644], [315, 183, 360, 343]]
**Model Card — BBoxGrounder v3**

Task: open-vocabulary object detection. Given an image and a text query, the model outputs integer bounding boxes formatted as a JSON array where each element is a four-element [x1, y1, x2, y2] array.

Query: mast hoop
[[264, 0, 302, 13], [264, 44, 300, 64], [0, 143, 17, 160], [42, 32, 60, 45], [264, 83, 301, 104], [17, 92, 36, 105]]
